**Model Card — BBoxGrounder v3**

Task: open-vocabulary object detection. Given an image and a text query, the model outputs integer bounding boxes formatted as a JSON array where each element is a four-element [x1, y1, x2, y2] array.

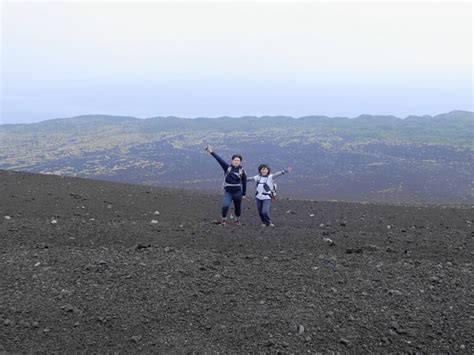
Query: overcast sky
[[1, 1, 472, 124]]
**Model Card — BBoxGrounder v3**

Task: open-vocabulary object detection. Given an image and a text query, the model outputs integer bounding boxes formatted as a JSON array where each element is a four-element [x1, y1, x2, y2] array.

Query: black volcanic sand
[[1, 170, 473, 353]]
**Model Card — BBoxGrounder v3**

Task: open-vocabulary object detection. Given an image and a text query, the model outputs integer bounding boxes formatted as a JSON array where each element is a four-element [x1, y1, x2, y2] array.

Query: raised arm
[[210, 152, 230, 172], [204, 144, 229, 172]]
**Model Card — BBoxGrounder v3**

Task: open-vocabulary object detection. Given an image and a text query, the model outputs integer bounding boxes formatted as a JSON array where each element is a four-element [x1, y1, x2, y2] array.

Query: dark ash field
[[1, 170, 472, 352]]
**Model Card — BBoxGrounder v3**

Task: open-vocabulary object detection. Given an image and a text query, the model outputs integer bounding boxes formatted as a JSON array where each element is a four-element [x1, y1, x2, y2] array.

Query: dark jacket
[[211, 152, 247, 196]]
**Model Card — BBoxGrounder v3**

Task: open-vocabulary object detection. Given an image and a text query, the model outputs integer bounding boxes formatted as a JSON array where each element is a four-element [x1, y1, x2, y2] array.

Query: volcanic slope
[[0, 170, 472, 352]]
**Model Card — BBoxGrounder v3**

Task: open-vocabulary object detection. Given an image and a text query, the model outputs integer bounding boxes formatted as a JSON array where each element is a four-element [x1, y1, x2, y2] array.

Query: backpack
[[256, 176, 277, 199], [226, 166, 244, 180], [222, 166, 244, 189]]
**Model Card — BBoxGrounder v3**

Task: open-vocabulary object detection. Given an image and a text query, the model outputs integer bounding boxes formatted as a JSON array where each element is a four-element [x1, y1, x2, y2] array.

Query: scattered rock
[[365, 244, 380, 252], [135, 244, 151, 250], [340, 338, 350, 346], [153, 211, 160, 215], [4, 216, 11, 220], [60, 289, 72, 298], [429, 276, 441, 283], [390, 321, 406, 334], [388, 289, 403, 296], [297, 324, 305, 335], [346, 247, 363, 254], [129, 335, 142, 343], [323, 237, 336, 246], [50, 219, 58, 225], [150, 220, 158, 224]]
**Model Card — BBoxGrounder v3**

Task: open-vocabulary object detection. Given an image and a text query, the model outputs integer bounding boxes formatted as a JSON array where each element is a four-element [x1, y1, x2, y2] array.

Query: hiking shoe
[[221, 220, 228, 226], [261, 224, 267, 227], [269, 223, 276, 227], [235, 220, 241, 226]]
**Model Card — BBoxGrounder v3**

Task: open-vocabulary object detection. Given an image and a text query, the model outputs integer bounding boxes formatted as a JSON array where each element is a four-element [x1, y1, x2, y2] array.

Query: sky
[[1, 1, 472, 124]]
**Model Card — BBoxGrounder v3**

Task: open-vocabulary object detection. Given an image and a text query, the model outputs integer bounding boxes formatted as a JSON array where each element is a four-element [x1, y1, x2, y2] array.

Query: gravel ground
[[1, 169, 473, 352]]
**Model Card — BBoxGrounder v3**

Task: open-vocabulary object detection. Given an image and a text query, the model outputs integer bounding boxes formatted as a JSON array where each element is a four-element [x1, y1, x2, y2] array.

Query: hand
[[242, 195, 247, 200], [287, 166, 293, 173], [204, 144, 213, 154]]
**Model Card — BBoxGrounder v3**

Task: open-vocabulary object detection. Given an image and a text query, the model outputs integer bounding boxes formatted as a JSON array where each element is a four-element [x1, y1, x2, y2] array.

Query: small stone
[[50, 219, 58, 224], [153, 211, 160, 215], [34, 262, 41, 267], [43, 327, 50, 333], [429, 276, 441, 283], [164, 247, 172, 253], [386, 225, 391, 229], [150, 220, 158, 224], [388, 289, 403, 296], [390, 321, 406, 334], [130, 335, 142, 343], [297, 324, 305, 335], [365, 244, 379, 252], [323, 238, 335, 246], [346, 247, 363, 254], [4, 216, 11, 220], [340, 338, 350, 346], [32, 321, 40, 328], [4, 319, 12, 326], [309, 214, 315, 217], [265, 339, 275, 347]]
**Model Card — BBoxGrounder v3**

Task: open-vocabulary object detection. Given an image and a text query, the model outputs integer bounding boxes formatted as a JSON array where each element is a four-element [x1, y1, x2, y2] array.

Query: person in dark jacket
[[204, 144, 247, 226]]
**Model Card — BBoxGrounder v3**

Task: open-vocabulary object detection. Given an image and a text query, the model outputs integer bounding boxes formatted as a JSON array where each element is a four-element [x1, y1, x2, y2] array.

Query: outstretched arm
[[272, 167, 292, 179], [247, 175, 257, 182]]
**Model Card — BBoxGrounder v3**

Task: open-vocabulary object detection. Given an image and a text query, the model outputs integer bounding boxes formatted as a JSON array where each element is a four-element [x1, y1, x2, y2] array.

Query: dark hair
[[231, 154, 243, 161], [258, 164, 271, 174]]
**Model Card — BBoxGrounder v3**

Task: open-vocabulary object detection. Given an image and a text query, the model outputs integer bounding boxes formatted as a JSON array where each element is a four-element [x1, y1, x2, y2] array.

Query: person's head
[[258, 164, 271, 176], [231, 154, 242, 167]]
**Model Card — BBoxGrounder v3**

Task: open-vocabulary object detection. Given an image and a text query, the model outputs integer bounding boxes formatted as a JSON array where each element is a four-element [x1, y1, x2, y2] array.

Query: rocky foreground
[[0, 169, 473, 352]]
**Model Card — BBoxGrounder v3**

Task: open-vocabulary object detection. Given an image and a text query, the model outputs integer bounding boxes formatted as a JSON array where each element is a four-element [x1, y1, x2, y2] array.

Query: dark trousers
[[256, 198, 272, 225], [222, 190, 242, 218]]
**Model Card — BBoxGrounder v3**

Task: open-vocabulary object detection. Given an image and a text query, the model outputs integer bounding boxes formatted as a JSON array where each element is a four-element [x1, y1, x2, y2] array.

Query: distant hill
[[1, 111, 473, 203]]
